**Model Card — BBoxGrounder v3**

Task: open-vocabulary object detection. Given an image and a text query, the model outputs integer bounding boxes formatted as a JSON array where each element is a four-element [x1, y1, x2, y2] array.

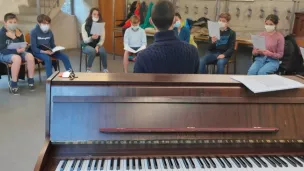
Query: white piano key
[[226, 158, 245, 171], [260, 157, 276, 171], [72, 160, 81, 171], [96, 160, 102, 171], [90, 160, 97, 171], [102, 159, 109, 171], [140, 159, 147, 171], [212, 158, 226, 171], [191, 157, 204, 171], [247, 157, 266, 171], [63, 160, 73, 171], [134, 159, 140, 171], [106, 159, 113, 171], [279, 157, 302, 171], [165, 158, 173, 171], [81, 160, 90, 171], [156, 158, 163, 171], [177, 158, 190, 171], [114, 159, 118, 170], [55, 160, 65, 171]]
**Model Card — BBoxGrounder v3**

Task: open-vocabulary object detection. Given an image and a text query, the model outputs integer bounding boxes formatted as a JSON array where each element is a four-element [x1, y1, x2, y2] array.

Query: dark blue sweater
[[0, 27, 24, 55], [134, 30, 199, 74], [30, 24, 56, 54]]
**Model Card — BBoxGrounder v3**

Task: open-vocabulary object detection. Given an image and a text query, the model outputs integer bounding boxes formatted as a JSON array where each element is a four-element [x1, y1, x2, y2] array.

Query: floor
[[0, 49, 130, 171], [0, 47, 252, 171]]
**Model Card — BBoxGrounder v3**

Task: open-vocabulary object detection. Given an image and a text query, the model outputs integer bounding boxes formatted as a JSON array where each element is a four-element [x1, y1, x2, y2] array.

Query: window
[[61, 0, 72, 15]]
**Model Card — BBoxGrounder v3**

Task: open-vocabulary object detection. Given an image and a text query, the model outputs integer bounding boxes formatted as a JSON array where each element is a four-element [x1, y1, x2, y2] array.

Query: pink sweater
[[252, 31, 285, 59]]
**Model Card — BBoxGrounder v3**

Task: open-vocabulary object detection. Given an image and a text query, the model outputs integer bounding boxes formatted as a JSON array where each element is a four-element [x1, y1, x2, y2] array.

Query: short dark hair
[[4, 13, 17, 22], [266, 14, 279, 25], [151, 0, 175, 31], [175, 13, 182, 19], [219, 13, 231, 22], [37, 14, 51, 23]]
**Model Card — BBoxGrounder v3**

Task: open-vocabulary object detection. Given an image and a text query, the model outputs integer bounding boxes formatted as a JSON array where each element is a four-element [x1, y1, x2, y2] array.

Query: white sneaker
[[103, 69, 109, 73], [86, 69, 92, 73]]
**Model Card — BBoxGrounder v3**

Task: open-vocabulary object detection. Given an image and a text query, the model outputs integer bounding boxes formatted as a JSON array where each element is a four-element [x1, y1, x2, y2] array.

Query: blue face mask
[[174, 21, 181, 28]]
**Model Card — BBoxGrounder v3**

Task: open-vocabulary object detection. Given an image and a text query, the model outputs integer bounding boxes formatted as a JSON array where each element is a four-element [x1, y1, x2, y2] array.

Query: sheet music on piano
[[231, 75, 304, 93]]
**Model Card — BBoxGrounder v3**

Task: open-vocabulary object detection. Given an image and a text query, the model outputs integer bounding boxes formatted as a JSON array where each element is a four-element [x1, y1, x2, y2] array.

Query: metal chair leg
[[57, 60, 60, 72], [80, 50, 83, 72], [85, 55, 88, 71], [38, 63, 42, 83], [100, 55, 102, 72], [6, 64, 11, 83]]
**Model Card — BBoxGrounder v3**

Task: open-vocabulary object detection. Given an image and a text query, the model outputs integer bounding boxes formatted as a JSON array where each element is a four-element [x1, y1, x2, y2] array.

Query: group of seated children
[[0, 0, 286, 95]]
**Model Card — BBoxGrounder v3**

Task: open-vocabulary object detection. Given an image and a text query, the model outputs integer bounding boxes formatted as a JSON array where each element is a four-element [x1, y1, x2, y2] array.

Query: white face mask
[[92, 17, 99, 22], [218, 21, 226, 29], [7, 23, 18, 31], [40, 24, 50, 33], [265, 25, 275, 32], [131, 25, 140, 31]]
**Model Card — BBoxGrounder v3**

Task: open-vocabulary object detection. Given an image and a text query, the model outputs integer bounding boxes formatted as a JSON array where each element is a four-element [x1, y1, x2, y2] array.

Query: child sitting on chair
[[123, 15, 147, 73]]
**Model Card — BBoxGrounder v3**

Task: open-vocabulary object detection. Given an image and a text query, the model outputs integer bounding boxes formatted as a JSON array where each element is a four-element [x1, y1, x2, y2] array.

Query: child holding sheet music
[[248, 14, 285, 75], [81, 8, 108, 73], [30, 14, 72, 77], [123, 15, 147, 73], [199, 13, 236, 74], [0, 13, 35, 95]]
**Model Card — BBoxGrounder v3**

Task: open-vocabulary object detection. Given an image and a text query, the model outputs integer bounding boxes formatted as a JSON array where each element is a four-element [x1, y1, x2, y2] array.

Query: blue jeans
[[199, 52, 228, 74], [0, 52, 28, 63], [34, 52, 72, 77], [83, 45, 107, 69], [248, 56, 280, 75]]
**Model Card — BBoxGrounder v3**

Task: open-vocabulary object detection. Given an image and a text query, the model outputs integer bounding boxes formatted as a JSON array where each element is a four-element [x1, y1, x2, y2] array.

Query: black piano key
[[101, 159, 105, 170], [201, 157, 211, 168], [216, 157, 225, 168], [235, 157, 246, 168], [297, 156, 304, 163], [274, 156, 287, 167], [77, 160, 83, 171], [138, 158, 142, 170], [147, 158, 152, 169], [182, 157, 189, 169], [88, 159, 93, 170], [250, 157, 262, 168], [188, 157, 195, 168], [153, 158, 158, 169], [132, 158, 136, 170], [70, 160, 76, 171], [94, 160, 98, 170], [60, 160, 67, 171], [288, 156, 303, 167], [264, 156, 277, 167], [162, 157, 168, 169], [241, 157, 253, 168], [231, 157, 241, 168], [283, 156, 297, 167], [173, 157, 180, 169], [255, 156, 268, 167], [110, 158, 114, 170], [167, 157, 174, 169], [117, 158, 121, 170], [196, 157, 204, 168], [207, 157, 216, 168], [126, 158, 130, 170], [222, 157, 232, 168], [269, 156, 282, 167]]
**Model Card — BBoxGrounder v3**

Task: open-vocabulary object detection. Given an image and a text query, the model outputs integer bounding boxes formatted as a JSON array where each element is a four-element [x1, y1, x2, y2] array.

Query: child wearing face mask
[[199, 12, 236, 74], [82, 8, 108, 73], [173, 13, 190, 43], [30, 14, 72, 78], [123, 15, 147, 73], [0, 13, 36, 95], [248, 14, 284, 75]]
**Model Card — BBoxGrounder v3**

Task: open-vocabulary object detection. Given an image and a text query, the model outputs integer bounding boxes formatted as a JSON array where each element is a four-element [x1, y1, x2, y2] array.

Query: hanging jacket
[[117, 1, 138, 27], [140, 2, 154, 29], [123, 2, 141, 29], [140, 2, 147, 24], [280, 34, 304, 73]]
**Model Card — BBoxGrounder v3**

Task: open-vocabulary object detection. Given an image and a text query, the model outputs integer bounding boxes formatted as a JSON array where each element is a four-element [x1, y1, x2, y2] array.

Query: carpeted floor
[[0, 49, 128, 171]]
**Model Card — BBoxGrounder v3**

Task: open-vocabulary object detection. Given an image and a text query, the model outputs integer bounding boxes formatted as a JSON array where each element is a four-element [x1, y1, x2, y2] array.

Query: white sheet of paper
[[7, 42, 27, 50], [300, 47, 304, 61], [62, 71, 70, 78], [251, 35, 266, 50], [90, 22, 105, 36], [124, 47, 137, 53], [231, 75, 304, 93], [207, 21, 220, 40], [52, 46, 65, 53]]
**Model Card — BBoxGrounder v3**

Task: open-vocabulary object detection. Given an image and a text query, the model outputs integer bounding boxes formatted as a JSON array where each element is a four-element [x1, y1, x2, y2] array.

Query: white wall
[[0, 0, 28, 22], [74, 0, 99, 31]]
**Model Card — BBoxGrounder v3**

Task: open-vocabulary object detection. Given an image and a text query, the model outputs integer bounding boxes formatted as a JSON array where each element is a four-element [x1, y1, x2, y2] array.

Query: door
[[99, 0, 126, 56]]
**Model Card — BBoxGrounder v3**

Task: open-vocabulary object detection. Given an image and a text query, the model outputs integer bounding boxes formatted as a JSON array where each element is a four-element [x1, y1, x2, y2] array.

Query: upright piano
[[35, 72, 304, 171]]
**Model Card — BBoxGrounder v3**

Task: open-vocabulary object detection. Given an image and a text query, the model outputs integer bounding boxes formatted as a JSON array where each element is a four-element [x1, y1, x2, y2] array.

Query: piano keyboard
[[55, 155, 304, 171]]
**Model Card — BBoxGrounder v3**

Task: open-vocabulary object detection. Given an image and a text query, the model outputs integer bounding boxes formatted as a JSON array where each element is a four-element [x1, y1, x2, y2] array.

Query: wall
[[0, 0, 28, 22], [74, 0, 99, 31]]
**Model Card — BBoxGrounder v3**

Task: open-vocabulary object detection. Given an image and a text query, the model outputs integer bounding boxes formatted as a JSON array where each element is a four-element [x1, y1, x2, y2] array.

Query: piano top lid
[[50, 73, 304, 86]]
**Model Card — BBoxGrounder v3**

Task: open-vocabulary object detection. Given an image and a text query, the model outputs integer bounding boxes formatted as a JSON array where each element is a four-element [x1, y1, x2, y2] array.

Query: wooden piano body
[[35, 73, 304, 171]]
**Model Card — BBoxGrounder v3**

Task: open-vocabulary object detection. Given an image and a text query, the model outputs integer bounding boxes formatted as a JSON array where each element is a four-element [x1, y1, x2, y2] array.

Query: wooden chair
[[0, 61, 27, 90], [25, 33, 60, 82], [79, 33, 101, 72], [207, 42, 239, 74]]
